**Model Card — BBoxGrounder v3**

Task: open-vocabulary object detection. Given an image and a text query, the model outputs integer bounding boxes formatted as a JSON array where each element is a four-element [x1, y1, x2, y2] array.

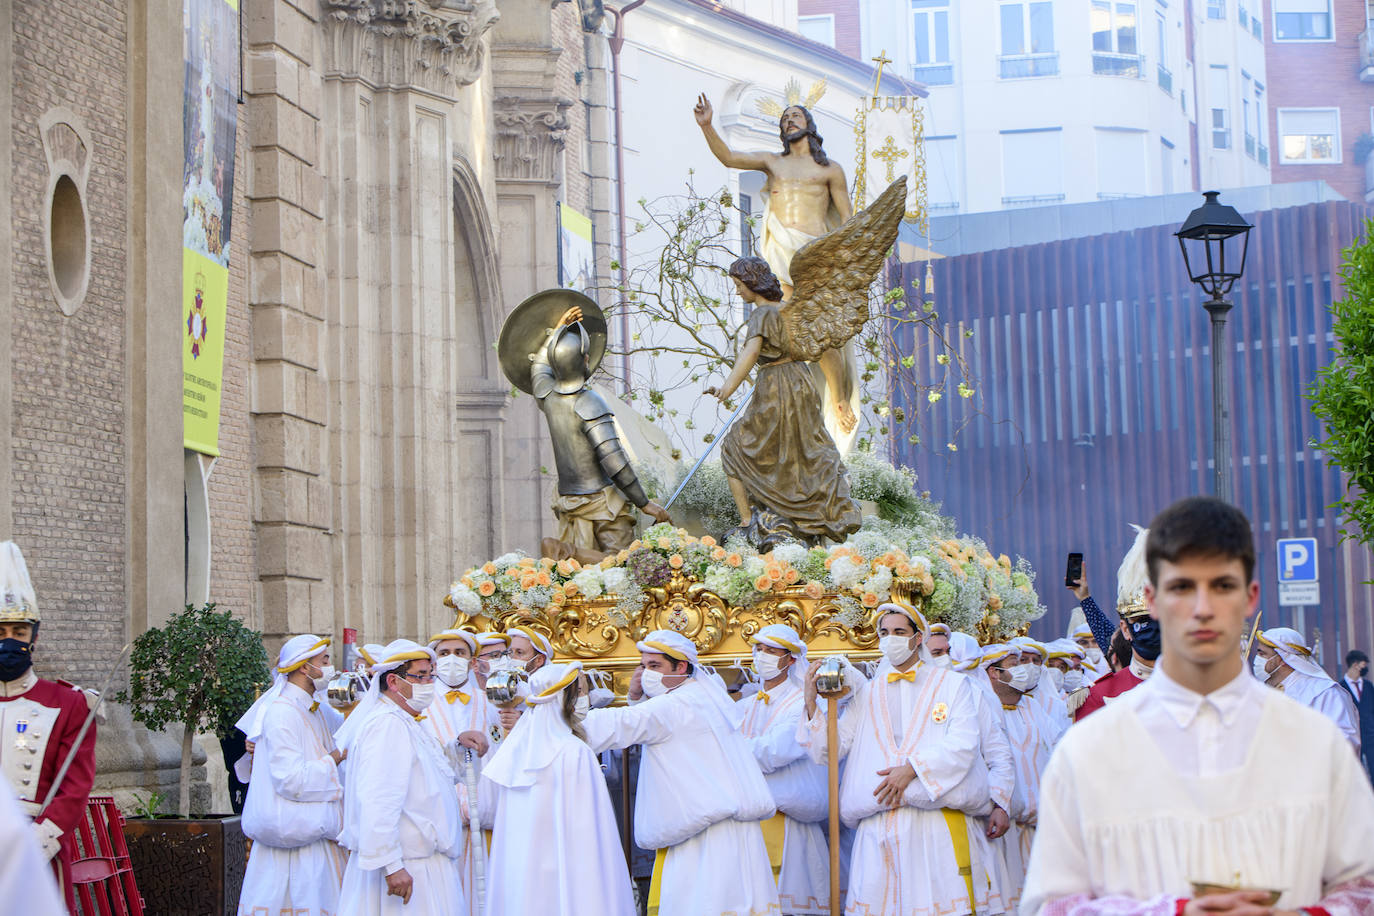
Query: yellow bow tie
[[755, 692, 770, 705], [446, 690, 470, 705], [887, 670, 917, 684], [309, 701, 320, 712], [414, 714, 427, 722]]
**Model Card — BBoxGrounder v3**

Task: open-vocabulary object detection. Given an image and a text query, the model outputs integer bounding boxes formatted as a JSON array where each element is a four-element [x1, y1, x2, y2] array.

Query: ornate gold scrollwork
[[550, 600, 623, 659], [634, 576, 729, 655]]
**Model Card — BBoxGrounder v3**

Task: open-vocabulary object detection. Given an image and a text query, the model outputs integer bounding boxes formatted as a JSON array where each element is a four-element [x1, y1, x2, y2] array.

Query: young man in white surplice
[[739, 624, 830, 915], [582, 628, 781, 916], [484, 660, 635, 916], [1021, 497, 1374, 916], [799, 601, 997, 916], [234, 634, 346, 916], [334, 639, 468, 916]]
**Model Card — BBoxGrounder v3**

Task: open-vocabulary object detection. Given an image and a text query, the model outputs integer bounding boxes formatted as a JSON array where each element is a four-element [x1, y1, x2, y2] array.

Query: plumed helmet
[[0, 542, 39, 625]]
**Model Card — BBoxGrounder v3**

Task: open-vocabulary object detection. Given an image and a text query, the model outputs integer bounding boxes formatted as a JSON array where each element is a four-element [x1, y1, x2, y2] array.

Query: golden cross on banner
[[872, 134, 909, 182], [870, 50, 891, 99]]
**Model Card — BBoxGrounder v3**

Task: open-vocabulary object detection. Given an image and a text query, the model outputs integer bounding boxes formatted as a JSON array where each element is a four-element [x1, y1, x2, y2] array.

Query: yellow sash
[[941, 808, 976, 913], [760, 812, 786, 881], [648, 848, 667, 916]]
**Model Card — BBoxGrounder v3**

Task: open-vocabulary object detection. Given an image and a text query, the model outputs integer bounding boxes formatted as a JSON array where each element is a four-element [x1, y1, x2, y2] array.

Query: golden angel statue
[[705, 177, 907, 548]]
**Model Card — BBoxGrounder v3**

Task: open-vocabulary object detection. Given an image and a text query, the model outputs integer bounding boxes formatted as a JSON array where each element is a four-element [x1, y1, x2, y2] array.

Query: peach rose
[[557, 560, 574, 576], [520, 575, 537, 590], [783, 567, 799, 584], [536, 571, 552, 587], [824, 557, 835, 570], [669, 554, 684, 569], [765, 564, 783, 581], [478, 581, 496, 597], [563, 583, 579, 598], [861, 592, 880, 608], [922, 573, 936, 595], [658, 537, 672, 550], [569, 559, 582, 571], [754, 575, 772, 591], [601, 557, 617, 569], [803, 581, 824, 599], [550, 591, 566, 606], [726, 553, 743, 568], [988, 595, 1003, 611], [895, 562, 912, 577], [701, 535, 717, 547], [483, 562, 497, 575], [712, 547, 727, 561], [461, 575, 474, 588]]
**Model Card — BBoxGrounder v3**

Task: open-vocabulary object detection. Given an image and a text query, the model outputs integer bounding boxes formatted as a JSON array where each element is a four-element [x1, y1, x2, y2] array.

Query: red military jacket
[[0, 672, 97, 911], [1072, 666, 1144, 721]]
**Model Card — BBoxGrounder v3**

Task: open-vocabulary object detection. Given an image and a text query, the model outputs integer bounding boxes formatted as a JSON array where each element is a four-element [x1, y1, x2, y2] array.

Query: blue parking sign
[[1276, 537, 1318, 582]]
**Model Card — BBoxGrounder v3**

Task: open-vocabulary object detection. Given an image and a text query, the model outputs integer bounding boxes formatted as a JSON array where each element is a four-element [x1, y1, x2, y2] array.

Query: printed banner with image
[[559, 203, 595, 293], [182, 0, 239, 456], [852, 95, 927, 234]]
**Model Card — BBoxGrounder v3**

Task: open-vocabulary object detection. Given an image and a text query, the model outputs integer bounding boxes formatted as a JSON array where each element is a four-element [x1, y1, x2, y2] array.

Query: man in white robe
[[1009, 637, 1070, 742], [336, 640, 467, 916], [740, 624, 830, 914], [1254, 626, 1361, 752], [1070, 623, 1108, 683], [493, 626, 553, 732], [421, 628, 497, 916], [235, 634, 346, 916], [485, 661, 635, 916], [1023, 496, 1374, 915], [977, 643, 1054, 911], [799, 602, 988, 916], [583, 628, 780, 916]]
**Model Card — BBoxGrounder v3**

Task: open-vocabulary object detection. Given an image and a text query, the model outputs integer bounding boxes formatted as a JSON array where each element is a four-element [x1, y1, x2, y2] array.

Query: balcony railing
[[1251, 15, 1263, 39], [1207, 0, 1226, 19], [1000, 52, 1060, 79], [1362, 29, 1374, 83], [1002, 194, 1067, 208], [914, 63, 955, 86], [1245, 133, 1256, 157], [1238, 6, 1249, 27], [1157, 64, 1173, 94], [1213, 128, 1232, 150], [1093, 51, 1143, 77], [1259, 144, 1269, 166]]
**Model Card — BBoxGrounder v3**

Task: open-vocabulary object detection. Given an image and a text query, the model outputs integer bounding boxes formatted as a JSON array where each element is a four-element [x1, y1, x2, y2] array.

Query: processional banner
[[181, 0, 240, 457], [853, 95, 928, 236]]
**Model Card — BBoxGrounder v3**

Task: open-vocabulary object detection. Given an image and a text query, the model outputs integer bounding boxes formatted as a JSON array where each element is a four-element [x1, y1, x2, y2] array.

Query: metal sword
[[663, 389, 754, 511]]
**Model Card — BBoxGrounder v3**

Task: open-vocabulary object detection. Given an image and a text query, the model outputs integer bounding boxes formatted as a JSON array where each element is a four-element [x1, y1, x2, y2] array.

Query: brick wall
[[798, 0, 862, 60], [1266, 0, 1372, 203], [9, 0, 129, 685]]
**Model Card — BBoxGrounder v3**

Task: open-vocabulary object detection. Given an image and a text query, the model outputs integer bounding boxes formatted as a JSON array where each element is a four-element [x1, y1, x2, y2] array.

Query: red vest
[[1074, 667, 1144, 721]]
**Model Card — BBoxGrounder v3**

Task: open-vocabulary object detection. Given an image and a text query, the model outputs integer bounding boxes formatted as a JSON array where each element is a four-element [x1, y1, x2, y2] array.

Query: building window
[[1242, 72, 1255, 157], [1278, 108, 1341, 163], [1207, 0, 1226, 19], [1156, 12, 1171, 93], [1092, 1, 1142, 76], [1001, 128, 1064, 205], [1209, 65, 1231, 150], [912, 0, 953, 85], [1273, 0, 1332, 40], [1096, 128, 1148, 198], [1256, 83, 1269, 165], [1238, 1, 1250, 27], [925, 135, 961, 211], [1000, 2, 1058, 76], [798, 14, 836, 47]]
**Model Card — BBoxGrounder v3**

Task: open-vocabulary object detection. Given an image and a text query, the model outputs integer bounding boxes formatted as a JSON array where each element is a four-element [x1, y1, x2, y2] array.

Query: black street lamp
[[1175, 190, 1253, 503]]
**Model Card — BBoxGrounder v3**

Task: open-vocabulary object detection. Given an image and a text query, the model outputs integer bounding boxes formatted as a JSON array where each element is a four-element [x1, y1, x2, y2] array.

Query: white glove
[[33, 818, 62, 862]]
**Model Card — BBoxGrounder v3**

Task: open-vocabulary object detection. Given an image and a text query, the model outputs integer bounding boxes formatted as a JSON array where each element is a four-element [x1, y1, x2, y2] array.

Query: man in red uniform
[[0, 541, 97, 914], [1069, 526, 1161, 720]]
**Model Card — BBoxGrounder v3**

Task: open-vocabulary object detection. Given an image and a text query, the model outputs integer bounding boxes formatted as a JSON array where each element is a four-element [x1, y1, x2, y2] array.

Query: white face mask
[[573, 695, 590, 719], [435, 655, 470, 688], [306, 662, 335, 693], [405, 681, 436, 712], [1063, 669, 1084, 692], [1046, 666, 1065, 691], [927, 654, 952, 670], [589, 686, 615, 709], [1085, 646, 1104, 665], [1252, 654, 1273, 681], [641, 669, 669, 698], [752, 650, 785, 681], [1007, 664, 1036, 693], [879, 635, 916, 667]]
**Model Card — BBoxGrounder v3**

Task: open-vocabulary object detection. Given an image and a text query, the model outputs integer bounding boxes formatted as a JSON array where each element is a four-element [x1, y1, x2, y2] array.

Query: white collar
[[1147, 663, 1258, 730], [0, 670, 37, 698], [1129, 656, 1155, 681], [282, 681, 316, 708]]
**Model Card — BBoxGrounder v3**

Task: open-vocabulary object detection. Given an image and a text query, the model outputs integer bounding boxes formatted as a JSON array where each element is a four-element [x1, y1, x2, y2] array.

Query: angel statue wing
[[781, 176, 908, 362]]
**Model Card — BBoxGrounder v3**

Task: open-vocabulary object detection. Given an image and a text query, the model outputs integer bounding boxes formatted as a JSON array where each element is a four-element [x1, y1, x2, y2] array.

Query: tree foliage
[[593, 176, 985, 457], [1308, 220, 1374, 554], [116, 603, 270, 816]]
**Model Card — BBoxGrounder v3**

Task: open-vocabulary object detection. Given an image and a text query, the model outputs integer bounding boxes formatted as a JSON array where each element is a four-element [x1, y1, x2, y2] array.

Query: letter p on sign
[[1277, 538, 1318, 582]]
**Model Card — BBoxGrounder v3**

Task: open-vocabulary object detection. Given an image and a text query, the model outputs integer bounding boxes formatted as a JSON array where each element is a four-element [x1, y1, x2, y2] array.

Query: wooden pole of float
[[827, 697, 841, 916]]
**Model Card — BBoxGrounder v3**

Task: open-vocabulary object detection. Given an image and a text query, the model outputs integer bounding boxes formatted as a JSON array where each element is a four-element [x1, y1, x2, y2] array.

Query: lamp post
[[1175, 191, 1253, 504]]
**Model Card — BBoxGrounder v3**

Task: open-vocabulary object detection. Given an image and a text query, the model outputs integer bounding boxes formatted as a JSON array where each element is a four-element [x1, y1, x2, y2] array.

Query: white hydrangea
[[770, 543, 807, 567], [744, 555, 767, 578], [828, 555, 868, 590], [909, 555, 932, 575], [602, 567, 630, 595], [848, 531, 889, 560], [448, 583, 482, 616], [703, 566, 733, 596], [493, 551, 524, 567], [861, 564, 893, 597], [571, 568, 604, 599]]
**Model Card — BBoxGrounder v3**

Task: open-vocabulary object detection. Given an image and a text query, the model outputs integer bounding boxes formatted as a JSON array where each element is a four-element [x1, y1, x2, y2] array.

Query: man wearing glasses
[[336, 639, 467, 914]]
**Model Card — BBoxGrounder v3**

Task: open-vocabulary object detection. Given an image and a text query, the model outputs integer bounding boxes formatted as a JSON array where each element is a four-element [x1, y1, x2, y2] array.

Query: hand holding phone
[[1064, 553, 1084, 589]]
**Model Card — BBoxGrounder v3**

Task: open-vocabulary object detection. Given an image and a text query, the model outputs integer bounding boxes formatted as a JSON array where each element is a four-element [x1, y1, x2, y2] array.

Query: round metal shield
[[497, 289, 607, 394]]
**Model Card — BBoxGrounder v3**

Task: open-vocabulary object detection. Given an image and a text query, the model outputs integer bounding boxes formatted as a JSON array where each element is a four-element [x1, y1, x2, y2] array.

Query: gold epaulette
[[1064, 686, 1090, 716]]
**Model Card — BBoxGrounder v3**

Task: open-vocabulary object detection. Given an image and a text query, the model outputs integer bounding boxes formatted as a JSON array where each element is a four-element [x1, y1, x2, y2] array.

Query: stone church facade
[[1, 0, 607, 797]]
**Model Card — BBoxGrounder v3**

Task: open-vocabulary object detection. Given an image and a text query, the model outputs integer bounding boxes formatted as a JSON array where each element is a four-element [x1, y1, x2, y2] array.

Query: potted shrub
[[115, 603, 270, 916]]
